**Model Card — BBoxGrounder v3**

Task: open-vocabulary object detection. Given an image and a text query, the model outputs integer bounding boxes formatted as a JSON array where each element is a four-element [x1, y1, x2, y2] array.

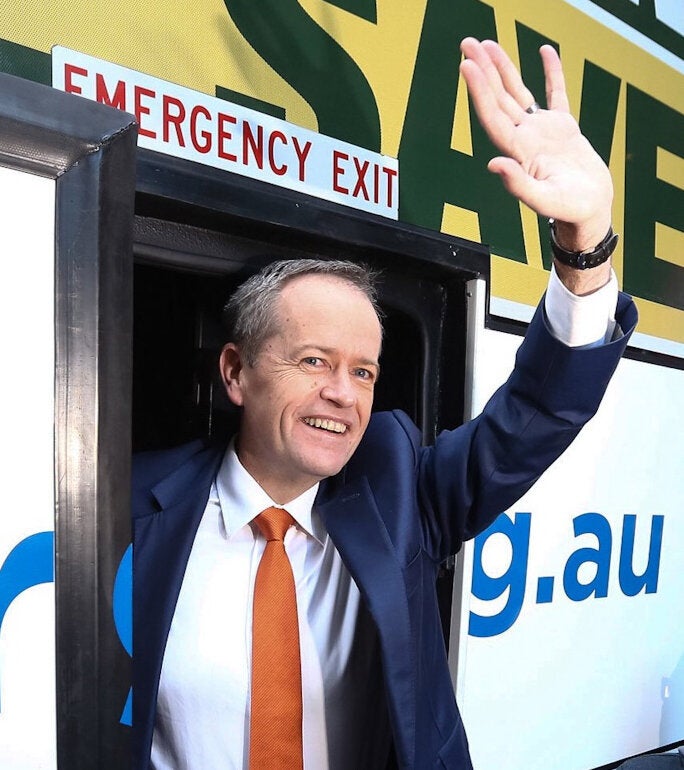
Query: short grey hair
[[223, 258, 382, 365]]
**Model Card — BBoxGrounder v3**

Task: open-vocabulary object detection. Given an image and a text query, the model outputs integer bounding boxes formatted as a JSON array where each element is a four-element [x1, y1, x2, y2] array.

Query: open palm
[[460, 38, 612, 250]]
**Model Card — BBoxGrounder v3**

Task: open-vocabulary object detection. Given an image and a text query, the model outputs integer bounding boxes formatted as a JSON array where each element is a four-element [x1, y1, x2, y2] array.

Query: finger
[[459, 58, 517, 152], [540, 44, 570, 113], [481, 40, 537, 117], [460, 38, 527, 126], [488, 157, 552, 217]]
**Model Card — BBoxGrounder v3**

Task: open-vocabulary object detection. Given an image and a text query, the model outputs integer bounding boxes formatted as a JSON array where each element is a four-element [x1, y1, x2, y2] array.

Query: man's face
[[220, 273, 382, 503]]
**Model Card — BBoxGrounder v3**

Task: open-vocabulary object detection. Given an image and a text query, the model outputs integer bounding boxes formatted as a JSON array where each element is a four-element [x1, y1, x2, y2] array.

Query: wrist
[[549, 219, 617, 296], [553, 260, 612, 296], [549, 219, 618, 271], [551, 217, 612, 254]]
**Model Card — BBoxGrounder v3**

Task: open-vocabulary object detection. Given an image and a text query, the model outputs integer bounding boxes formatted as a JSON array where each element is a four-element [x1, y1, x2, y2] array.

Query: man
[[132, 39, 637, 768]]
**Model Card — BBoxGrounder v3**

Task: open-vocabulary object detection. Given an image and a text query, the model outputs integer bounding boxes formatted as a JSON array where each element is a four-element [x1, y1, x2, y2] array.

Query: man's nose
[[320, 369, 356, 408]]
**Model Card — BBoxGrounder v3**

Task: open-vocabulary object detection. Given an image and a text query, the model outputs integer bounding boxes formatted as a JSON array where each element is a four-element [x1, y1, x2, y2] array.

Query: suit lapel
[[133, 443, 224, 764], [316, 475, 416, 767]]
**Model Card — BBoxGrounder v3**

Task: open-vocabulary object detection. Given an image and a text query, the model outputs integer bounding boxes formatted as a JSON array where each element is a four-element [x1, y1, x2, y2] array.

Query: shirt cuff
[[544, 264, 619, 347]]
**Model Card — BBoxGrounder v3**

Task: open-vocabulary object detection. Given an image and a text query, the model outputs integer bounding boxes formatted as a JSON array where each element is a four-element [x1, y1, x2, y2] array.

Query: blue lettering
[[469, 511, 664, 637], [563, 512, 612, 601], [0, 531, 54, 711], [113, 544, 133, 726], [536, 575, 554, 603], [0, 532, 132, 726], [618, 514, 664, 596], [469, 513, 530, 638]]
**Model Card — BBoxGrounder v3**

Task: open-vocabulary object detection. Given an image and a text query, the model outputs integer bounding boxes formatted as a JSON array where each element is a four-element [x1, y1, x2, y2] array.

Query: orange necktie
[[249, 507, 304, 770]]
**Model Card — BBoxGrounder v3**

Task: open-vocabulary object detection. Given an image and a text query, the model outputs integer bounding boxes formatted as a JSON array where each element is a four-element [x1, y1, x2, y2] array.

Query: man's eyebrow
[[360, 359, 381, 376], [293, 344, 380, 370]]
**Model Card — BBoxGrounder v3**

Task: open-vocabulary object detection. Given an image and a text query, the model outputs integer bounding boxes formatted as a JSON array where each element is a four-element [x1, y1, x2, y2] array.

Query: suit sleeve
[[414, 290, 638, 561]]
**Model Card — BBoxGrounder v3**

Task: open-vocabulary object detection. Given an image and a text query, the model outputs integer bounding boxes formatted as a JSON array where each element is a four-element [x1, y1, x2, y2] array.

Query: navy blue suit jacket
[[132, 296, 637, 769]]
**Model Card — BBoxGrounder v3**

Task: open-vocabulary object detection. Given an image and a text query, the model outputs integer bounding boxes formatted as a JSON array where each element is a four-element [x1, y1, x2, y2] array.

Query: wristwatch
[[549, 218, 619, 270]]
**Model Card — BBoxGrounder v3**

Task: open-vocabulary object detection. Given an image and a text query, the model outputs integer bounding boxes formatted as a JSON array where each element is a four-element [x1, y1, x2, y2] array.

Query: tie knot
[[254, 507, 295, 542]]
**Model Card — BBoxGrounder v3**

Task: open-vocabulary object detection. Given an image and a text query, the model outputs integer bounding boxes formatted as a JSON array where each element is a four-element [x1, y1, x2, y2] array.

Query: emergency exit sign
[[52, 46, 399, 219]]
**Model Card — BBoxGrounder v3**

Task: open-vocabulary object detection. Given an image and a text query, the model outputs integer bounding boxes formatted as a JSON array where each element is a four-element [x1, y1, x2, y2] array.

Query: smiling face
[[219, 273, 382, 503]]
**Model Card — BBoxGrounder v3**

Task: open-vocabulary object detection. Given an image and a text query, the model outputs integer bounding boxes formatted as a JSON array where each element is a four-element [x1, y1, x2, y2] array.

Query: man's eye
[[302, 357, 321, 366], [354, 368, 374, 381]]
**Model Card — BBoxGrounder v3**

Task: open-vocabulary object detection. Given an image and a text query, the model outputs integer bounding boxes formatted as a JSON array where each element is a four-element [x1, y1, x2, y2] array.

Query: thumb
[[488, 157, 547, 216]]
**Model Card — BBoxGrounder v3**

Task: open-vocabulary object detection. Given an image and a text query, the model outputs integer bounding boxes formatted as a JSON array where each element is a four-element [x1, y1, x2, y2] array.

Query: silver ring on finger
[[525, 101, 540, 114]]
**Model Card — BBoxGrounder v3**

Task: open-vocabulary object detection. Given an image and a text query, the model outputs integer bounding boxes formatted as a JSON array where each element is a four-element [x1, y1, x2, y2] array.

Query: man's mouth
[[302, 417, 348, 434]]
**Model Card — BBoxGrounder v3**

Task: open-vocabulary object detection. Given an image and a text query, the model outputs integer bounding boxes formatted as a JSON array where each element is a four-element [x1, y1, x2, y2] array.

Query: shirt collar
[[215, 440, 325, 546]]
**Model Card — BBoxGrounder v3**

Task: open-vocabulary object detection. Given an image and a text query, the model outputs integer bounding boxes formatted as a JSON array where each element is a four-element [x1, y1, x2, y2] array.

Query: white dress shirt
[[151, 443, 379, 770], [151, 267, 619, 769]]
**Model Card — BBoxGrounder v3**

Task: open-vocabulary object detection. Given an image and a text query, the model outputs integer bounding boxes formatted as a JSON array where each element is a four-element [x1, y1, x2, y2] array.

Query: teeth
[[303, 417, 347, 434]]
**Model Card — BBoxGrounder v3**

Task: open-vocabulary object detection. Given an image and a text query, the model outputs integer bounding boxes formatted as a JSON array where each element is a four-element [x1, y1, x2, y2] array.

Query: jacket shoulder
[[365, 409, 421, 445], [347, 410, 422, 477], [131, 439, 225, 519]]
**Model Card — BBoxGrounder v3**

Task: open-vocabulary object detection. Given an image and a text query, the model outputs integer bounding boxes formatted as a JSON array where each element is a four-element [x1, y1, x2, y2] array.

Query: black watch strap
[[549, 219, 619, 270]]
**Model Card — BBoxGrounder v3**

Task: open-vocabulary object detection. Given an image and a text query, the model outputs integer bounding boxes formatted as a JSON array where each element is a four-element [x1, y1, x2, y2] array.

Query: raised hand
[[459, 37, 613, 268]]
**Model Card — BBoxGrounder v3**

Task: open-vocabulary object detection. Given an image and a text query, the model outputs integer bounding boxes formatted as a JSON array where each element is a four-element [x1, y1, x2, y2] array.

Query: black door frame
[[0, 73, 137, 769]]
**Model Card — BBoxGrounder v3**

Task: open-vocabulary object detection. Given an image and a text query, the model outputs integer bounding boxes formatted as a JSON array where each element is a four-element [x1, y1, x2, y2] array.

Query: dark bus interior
[[132, 150, 489, 455]]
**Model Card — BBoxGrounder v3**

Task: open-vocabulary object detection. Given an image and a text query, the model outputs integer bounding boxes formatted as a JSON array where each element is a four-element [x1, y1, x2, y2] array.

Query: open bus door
[[0, 73, 489, 768]]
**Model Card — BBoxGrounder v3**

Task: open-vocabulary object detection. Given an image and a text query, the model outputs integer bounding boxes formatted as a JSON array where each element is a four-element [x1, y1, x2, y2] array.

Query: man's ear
[[219, 343, 246, 407]]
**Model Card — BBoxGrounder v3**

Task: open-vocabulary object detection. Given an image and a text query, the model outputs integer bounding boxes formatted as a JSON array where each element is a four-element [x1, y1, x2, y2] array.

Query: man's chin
[[299, 454, 351, 483]]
